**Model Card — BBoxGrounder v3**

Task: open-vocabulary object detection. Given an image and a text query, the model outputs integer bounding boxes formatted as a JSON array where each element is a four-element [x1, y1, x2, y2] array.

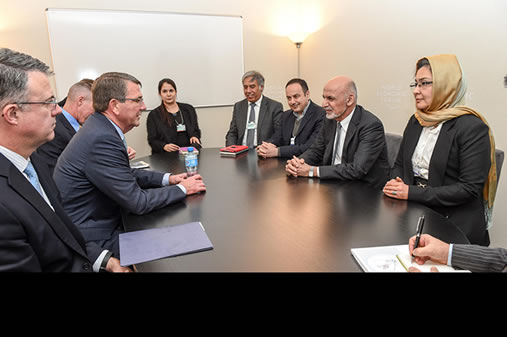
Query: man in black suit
[[36, 79, 94, 174], [54, 72, 206, 257], [225, 71, 283, 148], [285, 76, 390, 189], [257, 78, 325, 158], [0, 48, 129, 272]]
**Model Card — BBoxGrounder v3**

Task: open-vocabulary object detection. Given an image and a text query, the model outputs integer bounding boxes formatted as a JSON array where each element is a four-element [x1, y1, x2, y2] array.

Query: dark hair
[[285, 78, 309, 93], [416, 57, 432, 74], [158, 78, 177, 93]]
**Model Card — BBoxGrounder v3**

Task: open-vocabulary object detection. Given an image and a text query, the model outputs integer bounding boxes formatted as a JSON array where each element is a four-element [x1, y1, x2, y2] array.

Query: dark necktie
[[246, 102, 256, 148]]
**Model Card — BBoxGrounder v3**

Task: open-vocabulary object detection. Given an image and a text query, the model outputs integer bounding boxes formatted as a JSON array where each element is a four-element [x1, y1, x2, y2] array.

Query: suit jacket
[[391, 114, 491, 246], [147, 102, 202, 154], [267, 100, 325, 158], [300, 105, 390, 189], [452, 244, 507, 272], [53, 112, 186, 251], [225, 95, 283, 146], [0, 152, 98, 272], [36, 113, 77, 174]]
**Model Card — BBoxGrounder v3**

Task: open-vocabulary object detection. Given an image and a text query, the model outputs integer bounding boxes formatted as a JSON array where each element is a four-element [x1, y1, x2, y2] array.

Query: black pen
[[412, 216, 425, 259]]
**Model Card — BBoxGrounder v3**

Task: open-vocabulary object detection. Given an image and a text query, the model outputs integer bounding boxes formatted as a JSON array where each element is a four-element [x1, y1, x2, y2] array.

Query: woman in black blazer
[[383, 54, 497, 246], [147, 78, 202, 153]]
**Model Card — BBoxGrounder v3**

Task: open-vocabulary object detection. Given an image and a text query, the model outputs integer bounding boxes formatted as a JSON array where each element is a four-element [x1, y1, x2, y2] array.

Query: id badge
[[247, 121, 256, 130], [290, 137, 295, 145], [176, 124, 186, 132]]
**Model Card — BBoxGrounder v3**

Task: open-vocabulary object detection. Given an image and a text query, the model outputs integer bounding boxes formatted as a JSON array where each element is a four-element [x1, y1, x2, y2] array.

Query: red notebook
[[219, 145, 249, 157]]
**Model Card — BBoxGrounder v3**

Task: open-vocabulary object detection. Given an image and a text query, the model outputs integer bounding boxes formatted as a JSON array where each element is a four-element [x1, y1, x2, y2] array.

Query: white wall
[[1, 0, 506, 247]]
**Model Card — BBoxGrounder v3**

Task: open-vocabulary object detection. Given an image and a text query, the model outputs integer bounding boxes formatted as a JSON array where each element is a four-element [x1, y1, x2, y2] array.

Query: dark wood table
[[124, 148, 469, 272]]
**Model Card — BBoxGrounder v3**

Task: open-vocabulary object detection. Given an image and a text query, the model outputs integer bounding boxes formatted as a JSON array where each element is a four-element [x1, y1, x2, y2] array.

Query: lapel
[[323, 120, 338, 164], [256, 97, 269, 142], [294, 101, 315, 137], [341, 105, 362, 162], [58, 113, 77, 138], [428, 119, 457, 185], [0, 154, 88, 259], [237, 100, 249, 141]]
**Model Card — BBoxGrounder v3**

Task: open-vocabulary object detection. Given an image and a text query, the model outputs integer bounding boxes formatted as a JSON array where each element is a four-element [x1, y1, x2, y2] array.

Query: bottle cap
[[187, 147, 194, 152]]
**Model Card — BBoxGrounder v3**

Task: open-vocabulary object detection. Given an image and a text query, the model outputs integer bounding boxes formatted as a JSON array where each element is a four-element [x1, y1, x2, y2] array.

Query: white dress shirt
[[241, 95, 263, 147], [411, 123, 443, 180]]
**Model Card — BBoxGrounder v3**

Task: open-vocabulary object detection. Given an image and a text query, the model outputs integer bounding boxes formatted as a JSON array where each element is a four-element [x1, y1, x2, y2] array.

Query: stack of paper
[[351, 245, 469, 272]]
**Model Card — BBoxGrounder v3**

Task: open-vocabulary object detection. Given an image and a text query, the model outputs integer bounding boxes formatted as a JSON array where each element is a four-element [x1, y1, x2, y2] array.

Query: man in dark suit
[[36, 79, 94, 174], [225, 71, 283, 148], [257, 78, 325, 158], [285, 76, 390, 189], [54, 72, 206, 258], [0, 48, 129, 272]]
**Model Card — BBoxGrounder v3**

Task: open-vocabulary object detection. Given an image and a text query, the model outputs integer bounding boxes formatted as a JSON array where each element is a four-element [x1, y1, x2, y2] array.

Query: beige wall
[[1, 0, 506, 247]]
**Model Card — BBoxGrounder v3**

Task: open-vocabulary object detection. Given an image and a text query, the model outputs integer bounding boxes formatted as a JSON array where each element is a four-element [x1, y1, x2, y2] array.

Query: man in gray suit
[[409, 234, 506, 272], [54, 72, 206, 258], [225, 71, 283, 148], [285, 76, 390, 189]]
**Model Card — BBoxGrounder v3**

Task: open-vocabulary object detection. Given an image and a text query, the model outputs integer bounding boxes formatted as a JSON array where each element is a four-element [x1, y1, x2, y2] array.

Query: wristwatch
[[308, 166, 314, 178], [100, 251, 113, 272]]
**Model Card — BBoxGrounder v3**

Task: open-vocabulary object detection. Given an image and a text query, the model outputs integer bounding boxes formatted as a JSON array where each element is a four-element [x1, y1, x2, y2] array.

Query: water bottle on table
[[185, 147, 198, 177]]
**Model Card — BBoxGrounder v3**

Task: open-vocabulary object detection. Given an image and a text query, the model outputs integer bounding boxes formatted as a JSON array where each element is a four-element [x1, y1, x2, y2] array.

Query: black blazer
[[147, 102, 201, 154], [36, 113, 77, 175], [300, 105, 390, 189], [267, 100, 325, 158], [391, 114, 491, 246], [0, 152, 99, 272], [225, 96, 283, 146]]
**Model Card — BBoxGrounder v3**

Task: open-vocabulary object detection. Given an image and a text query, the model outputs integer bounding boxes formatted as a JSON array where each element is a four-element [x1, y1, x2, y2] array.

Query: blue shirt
[[61, 108, 81, 132]]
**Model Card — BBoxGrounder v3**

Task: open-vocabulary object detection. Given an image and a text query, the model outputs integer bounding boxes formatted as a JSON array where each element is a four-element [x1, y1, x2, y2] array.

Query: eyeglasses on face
[[122, 97, 144, 104], [409, 81, 433, 89], [14, 99, 59, 110]]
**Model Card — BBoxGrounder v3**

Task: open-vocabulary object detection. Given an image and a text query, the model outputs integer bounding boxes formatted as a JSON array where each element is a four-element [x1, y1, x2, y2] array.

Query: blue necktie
[[24, 161, 43, 196]]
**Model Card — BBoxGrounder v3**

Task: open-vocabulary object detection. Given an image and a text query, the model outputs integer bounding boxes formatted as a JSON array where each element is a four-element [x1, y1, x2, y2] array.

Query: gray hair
[[0, 48, 52, 110], [242, 70, 265, 88]]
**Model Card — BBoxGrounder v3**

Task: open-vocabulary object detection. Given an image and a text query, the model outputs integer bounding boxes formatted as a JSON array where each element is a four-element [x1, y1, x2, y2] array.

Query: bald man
[[36, 79, 95, 173], [285, 76, 390, 188]]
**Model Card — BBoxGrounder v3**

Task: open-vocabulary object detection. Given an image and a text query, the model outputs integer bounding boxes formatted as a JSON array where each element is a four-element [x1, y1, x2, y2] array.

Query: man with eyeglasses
[[53, 72, 206, 259], [0, 48, 129, 272]]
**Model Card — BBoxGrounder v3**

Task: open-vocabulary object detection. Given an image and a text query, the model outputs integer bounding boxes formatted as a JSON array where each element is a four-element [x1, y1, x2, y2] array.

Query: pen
[[412, 216, 425, 259]]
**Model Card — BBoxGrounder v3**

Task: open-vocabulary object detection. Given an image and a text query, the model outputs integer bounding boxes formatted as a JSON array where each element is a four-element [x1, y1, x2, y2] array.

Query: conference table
[[123, 148, 470, 272]]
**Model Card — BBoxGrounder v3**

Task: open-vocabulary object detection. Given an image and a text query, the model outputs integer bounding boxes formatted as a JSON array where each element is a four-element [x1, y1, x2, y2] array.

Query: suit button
[[82, 263, 91, 271]]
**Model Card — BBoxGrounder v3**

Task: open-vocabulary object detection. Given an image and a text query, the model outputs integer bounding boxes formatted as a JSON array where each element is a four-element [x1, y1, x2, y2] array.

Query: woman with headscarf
[[383, 54, 497, 246]]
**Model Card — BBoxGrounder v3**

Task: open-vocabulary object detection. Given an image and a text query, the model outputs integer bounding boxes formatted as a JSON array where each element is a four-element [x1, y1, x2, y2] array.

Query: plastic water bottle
[[185, 147, 198, 177]]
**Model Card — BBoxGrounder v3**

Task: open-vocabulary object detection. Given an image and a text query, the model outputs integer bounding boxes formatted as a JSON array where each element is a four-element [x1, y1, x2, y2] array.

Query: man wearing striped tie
[[0, 48, 128, 272]]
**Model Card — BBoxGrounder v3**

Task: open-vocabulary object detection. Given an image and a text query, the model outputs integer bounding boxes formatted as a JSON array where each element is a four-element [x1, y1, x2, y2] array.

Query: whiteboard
[[46, 8, 244, 109]]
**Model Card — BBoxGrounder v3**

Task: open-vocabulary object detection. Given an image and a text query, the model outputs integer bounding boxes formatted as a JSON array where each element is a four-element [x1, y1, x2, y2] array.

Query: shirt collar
[[339, 106, 356, 131], [0, 145, 30, 173], [61, 108, 81, 132], [105, 116, 126, 144], [292, 100, 311, 119]]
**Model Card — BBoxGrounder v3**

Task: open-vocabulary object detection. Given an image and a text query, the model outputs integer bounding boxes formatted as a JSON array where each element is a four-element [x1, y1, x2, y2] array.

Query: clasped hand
[[285, 156, 310, 177], [383, 176, 409, 200]]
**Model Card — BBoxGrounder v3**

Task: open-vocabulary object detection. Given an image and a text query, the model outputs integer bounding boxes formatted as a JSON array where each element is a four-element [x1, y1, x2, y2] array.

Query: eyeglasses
[[14, 99, 59, 110], [123, 97, 144, 104], [409, 81, 433, 89]]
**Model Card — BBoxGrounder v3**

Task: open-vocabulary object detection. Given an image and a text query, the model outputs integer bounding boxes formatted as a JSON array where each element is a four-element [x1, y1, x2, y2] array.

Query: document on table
[[119, 221, 213, 266], [351, 244, 469, 272]]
